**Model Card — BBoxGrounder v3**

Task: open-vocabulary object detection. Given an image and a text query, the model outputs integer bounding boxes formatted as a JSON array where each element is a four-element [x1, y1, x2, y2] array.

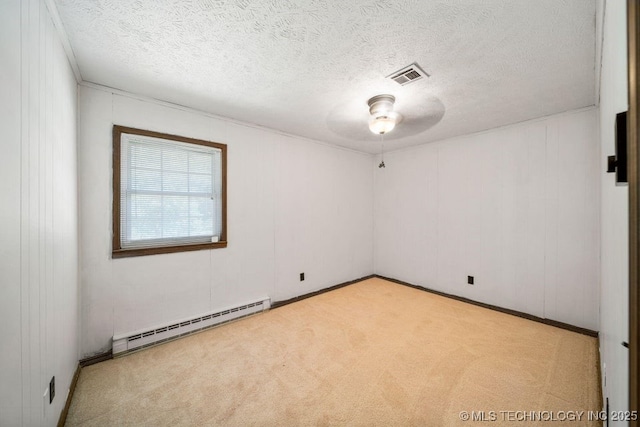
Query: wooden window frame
[[112, 125, 227, 258]]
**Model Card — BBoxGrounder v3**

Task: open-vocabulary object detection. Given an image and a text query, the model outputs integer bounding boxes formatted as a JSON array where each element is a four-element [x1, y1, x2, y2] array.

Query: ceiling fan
[[326, 92, 446, 143]]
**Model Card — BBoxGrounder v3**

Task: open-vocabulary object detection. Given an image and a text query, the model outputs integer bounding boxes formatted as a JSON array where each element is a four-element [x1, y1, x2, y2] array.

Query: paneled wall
[[78, 85, 373, 358], [0, 0, 79, 425], [374, 109, 600, 330]]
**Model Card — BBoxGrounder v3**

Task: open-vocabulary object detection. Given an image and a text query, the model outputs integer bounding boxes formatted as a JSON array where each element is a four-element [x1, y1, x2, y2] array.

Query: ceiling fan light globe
[[369, 115, 397, 134]]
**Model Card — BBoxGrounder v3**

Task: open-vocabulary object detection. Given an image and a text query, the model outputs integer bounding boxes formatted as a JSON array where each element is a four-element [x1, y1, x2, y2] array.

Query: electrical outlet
[[467, 276, 474, 285], [300, 272, 305, 281], [49, 376, 55, 404]]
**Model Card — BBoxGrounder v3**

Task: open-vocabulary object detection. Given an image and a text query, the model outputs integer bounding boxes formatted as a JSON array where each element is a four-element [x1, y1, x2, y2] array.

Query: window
[[112, 125, 227, 258]]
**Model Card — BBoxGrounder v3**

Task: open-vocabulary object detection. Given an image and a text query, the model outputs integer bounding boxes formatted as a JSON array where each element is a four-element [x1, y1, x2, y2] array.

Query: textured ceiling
[[54, 0, 596, 153]]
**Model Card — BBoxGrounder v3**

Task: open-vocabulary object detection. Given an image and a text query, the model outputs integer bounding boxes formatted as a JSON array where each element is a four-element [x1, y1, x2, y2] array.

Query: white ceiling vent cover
[[387, 63, 429, 85], [112, 297, 270, 355]]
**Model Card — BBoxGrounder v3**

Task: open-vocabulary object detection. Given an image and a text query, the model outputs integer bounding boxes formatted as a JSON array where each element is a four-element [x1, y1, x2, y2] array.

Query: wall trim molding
[[271, 275, 375, 309], [78, 81, 373, 157], [596, 343, 604, 414], [77, 273, 599, 367], [376, 275, 599, 337], [79, 351, 113, 367], [377, 105, 598, 158], [42, 0, 82, 82], [57, 363, 81, 427], [273, 273, 598, 337], [58, 274, 601, 423], [75, 274, 598, 368]]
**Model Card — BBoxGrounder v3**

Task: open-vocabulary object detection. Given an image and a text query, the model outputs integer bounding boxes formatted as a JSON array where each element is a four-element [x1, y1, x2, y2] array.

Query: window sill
[[112, 241, 228, 259]]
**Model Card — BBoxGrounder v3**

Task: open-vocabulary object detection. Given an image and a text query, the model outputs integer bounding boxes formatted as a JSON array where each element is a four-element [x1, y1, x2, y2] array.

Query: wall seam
[[18, 0, 26, 423], [543, 124, 548, 320]]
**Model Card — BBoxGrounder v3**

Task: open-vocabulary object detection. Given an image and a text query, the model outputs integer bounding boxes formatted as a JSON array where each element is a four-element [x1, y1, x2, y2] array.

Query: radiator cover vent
[[113, 297, 270, 355]]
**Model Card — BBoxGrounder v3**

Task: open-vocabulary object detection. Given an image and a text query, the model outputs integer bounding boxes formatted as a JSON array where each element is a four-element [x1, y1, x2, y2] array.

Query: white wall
[[374, 109, 600, 331], [598, 0, 629, 419], [78, 85, 373, 358], [0, 0, 79, 425]]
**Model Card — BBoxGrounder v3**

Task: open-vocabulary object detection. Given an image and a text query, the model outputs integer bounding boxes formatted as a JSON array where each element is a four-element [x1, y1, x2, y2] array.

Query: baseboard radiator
[[112, 297, 271, 355]]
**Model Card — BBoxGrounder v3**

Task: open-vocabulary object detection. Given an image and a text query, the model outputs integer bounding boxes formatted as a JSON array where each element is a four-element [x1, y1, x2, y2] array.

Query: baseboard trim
[[79, 351, 113, 367], [271, 274, 375, 309], [376, 275, 599, 338], [596, 343, 604, 412], [57, 363, 81, 427]]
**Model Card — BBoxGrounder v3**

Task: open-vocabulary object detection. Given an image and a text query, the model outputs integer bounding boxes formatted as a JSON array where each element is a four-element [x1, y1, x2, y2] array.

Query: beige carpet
[[66, 278, 601, 426]]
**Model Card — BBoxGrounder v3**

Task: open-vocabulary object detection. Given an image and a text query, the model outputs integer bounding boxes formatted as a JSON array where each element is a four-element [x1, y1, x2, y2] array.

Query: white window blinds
[[120, 133, 222, 248]]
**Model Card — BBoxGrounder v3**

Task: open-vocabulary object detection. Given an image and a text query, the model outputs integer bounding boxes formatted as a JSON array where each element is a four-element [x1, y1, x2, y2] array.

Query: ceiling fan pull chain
[[379, 133, 386, 168]]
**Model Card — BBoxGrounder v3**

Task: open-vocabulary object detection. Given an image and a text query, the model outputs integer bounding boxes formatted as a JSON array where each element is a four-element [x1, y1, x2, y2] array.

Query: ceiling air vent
[[387, 63, 429, 86]]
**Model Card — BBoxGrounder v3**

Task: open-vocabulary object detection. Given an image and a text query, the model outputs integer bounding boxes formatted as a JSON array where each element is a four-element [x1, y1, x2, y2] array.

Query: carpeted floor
[[66, 278, 601, 426]]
